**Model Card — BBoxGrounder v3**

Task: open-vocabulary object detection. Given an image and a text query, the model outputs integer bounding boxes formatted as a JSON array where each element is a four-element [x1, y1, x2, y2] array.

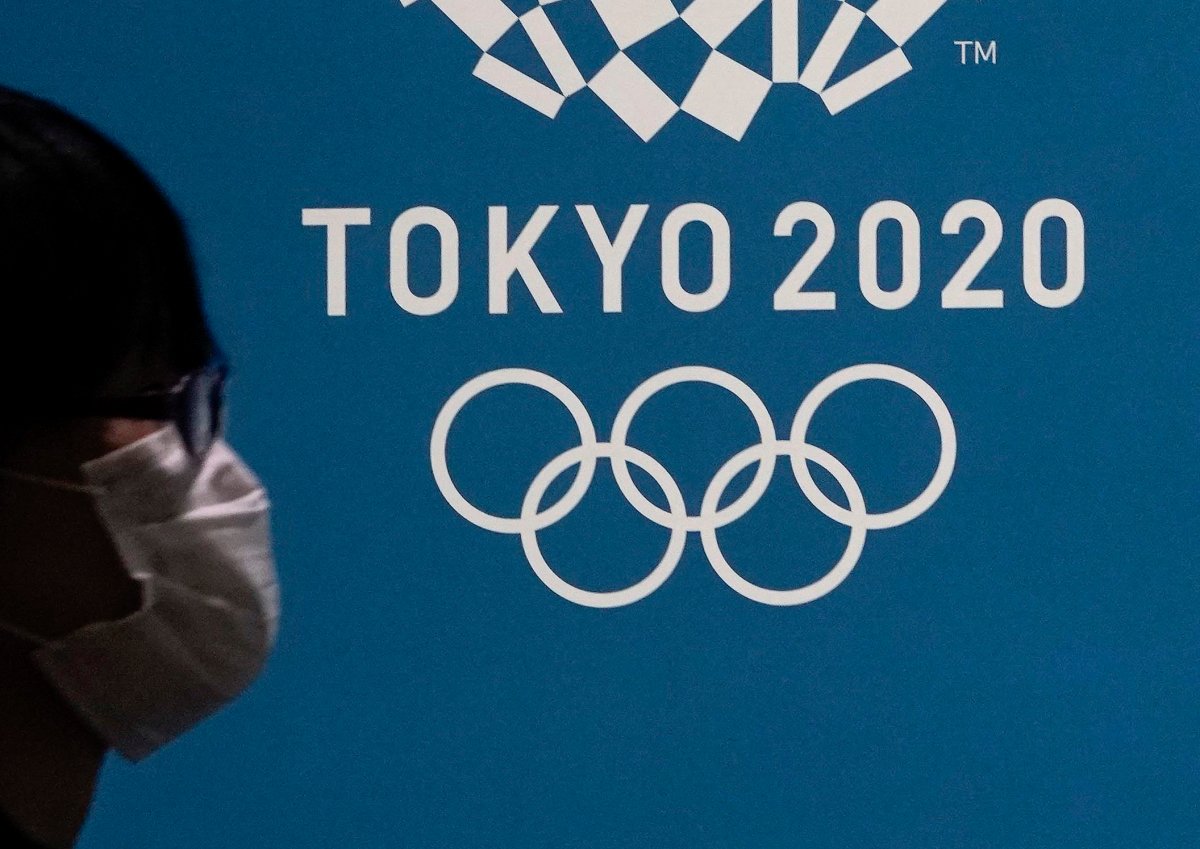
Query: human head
[[0, 86, 277, 849], [0, 84, 218, 454]]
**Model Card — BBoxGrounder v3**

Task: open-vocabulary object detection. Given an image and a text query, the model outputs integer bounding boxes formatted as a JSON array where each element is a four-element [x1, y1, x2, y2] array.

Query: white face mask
[[0, 426, 279, 762]]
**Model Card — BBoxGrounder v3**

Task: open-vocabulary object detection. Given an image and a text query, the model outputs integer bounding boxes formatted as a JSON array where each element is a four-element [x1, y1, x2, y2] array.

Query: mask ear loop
[[0, 618, 49, 648], [0, 470, 104, 644], [0, 467, 104, 495]]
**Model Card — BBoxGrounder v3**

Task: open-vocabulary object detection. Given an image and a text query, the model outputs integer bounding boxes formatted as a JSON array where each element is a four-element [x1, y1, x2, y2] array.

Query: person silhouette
[[0, 86, 279, 849]]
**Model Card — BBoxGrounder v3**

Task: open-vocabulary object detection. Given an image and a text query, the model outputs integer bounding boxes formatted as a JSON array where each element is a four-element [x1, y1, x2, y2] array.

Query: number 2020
[[773, 199, 1086, 311]]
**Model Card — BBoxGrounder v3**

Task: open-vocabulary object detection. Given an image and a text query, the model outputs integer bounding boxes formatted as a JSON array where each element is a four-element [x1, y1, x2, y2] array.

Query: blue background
[[3, 2, 1198, 847]]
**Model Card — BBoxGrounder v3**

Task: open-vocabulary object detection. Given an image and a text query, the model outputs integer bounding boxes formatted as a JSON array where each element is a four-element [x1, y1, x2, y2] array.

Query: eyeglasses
[[65, 356, 229, 457]]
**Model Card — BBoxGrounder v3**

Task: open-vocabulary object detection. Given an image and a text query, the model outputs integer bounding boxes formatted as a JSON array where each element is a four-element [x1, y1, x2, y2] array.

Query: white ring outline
[[609, 367, 777, 532], [700, 441, 868, 606], [521, 443, 688, 609], [430, 369, 598, 534], [789, 364, 957, 531], [431, 364, 957, 607]]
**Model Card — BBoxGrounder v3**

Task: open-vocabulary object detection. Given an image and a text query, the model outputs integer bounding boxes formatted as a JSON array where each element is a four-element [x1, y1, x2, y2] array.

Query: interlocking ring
[[610, 367, 776, 533], [430, 364, 957, 608], [522, 444, 688, 609], [430, 369, 597, 534], [700, 441, 868, 607], [789, 364, 957, 531]]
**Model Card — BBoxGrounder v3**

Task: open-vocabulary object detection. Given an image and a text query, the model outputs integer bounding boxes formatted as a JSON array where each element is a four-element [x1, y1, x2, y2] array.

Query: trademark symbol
[[955, 40, 998, 64]]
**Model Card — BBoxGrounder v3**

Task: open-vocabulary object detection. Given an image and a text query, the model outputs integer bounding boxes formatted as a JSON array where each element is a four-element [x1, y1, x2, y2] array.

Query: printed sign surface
[[2, 2, 1197, 847]]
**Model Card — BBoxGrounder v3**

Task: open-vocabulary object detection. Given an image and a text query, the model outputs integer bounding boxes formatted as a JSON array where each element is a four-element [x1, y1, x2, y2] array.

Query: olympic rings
[[430, 364, 956, 608]]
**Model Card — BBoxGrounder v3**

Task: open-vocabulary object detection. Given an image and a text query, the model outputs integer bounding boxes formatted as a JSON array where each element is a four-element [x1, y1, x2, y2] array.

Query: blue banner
[[4, 1, 1197, 846]]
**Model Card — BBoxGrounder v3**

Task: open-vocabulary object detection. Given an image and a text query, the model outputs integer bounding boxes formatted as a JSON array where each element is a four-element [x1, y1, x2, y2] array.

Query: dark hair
[[0, 85, 216, 439]]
